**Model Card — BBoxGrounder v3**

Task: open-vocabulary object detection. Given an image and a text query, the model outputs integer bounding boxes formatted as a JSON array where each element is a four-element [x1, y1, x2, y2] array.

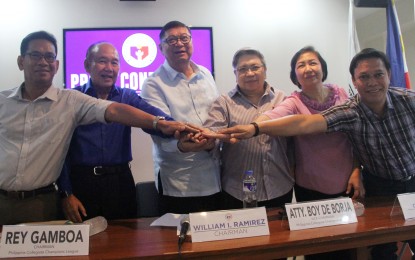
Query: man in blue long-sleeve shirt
[[58, 42, 172, 222]]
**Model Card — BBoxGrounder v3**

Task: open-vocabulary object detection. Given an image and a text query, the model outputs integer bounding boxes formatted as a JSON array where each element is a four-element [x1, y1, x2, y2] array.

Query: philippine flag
[[386, 0, 411, 89]]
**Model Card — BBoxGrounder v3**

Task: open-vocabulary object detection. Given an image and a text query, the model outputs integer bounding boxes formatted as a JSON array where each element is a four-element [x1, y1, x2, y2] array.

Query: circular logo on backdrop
[[122, 33, 158, 68]]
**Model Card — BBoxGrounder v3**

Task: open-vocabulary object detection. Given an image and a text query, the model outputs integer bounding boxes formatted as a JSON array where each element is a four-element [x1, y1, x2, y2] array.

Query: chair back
[[136, 181, 160, 217]]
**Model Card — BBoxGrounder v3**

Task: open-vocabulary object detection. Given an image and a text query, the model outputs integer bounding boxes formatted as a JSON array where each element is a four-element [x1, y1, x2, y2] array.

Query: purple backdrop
[[63, 28, 214, 93]]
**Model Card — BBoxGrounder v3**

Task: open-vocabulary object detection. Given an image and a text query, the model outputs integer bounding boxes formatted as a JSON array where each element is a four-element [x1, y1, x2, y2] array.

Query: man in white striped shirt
[[179, 48, 294, 209]]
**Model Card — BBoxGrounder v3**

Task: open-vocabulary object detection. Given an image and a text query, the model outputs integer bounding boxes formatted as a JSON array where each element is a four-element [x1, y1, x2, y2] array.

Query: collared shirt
[[264, 84, 353, 194], [204, 84, 294, 201], [58, 80, 173, 193], [322, 87, 415, 180], [0, 84, 111, 191], [141, 60, 220, 197]]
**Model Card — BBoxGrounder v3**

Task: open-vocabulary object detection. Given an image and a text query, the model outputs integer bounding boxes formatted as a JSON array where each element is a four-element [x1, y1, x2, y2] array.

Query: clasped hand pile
[[175, 123, 256, 153]]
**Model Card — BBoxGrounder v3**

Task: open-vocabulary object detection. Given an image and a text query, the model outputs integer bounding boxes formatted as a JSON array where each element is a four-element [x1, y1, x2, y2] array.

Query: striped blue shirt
[[204, 84, 294, 201], [322, 87, 415, 180]]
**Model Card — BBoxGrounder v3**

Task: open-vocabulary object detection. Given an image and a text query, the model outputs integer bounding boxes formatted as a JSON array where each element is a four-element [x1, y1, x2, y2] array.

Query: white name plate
[[0, 224, 89, 258], [189, 207, 269, 243], [397, 192, 415, 220], [286, 197, 357, 231]]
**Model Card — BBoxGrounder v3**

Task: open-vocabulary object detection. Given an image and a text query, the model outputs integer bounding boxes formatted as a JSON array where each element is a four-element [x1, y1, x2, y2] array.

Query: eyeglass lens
[[164, 35, 191, 46], [25, 52, 56, 63], [237, 65, 263, 74]]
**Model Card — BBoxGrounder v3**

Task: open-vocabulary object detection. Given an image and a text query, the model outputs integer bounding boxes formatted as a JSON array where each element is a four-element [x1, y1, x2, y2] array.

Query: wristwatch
[[153, 116, 166, 130]]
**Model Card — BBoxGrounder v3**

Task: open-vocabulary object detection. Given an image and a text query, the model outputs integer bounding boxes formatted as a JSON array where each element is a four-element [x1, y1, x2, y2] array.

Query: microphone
[[178, 215, 190, 251]]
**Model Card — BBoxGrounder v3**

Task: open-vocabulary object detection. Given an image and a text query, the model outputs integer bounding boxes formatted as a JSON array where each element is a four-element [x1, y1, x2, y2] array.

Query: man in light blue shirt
[[141, 21, 220, 214]]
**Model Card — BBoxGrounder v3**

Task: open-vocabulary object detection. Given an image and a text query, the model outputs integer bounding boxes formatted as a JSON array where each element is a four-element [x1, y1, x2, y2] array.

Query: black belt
[[0, 183, 57, 200], [362, 169, 414, 183], [72, 163, 130, 176]]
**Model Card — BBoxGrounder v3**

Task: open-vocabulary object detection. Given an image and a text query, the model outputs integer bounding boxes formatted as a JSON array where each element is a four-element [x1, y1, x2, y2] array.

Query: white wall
[[0, 0, 355, 183]]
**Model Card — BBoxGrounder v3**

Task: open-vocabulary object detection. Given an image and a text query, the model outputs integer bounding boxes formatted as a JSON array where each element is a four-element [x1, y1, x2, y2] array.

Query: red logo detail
[[130, 46, 149, 60]]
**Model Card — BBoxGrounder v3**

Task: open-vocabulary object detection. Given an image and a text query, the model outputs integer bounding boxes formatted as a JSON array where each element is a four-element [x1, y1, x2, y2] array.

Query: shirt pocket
[[31, 117, 65, 144]]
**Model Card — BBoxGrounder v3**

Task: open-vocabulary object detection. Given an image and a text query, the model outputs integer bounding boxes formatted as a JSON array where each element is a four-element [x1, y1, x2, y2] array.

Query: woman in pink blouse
[[261, 46, 364, 202], [259, 45, 364, 260]]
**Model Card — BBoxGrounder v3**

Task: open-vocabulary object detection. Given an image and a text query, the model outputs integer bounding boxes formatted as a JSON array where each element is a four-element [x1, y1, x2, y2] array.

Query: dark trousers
[[363, 171, 415, 260], [157, 172, 221, 214], [71, 167, 137, 221], [294, 184, 349, 203], [220, 189, 293, 210], [0, 192, 60, 225], [158, 192, 221, 215]]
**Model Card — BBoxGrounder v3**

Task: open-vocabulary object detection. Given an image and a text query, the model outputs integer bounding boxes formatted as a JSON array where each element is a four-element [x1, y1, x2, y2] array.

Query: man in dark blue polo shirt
[[58, 42, 171, 222]]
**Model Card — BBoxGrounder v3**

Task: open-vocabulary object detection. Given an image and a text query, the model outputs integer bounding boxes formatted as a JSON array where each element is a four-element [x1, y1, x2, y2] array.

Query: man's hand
[[346, 168, 365, 200], [61, 194, 87, 223], [177, 130, 216, 153], [202, 124, 256, 143], [156, 120, 201, 136], [183, 122, 206, 133]]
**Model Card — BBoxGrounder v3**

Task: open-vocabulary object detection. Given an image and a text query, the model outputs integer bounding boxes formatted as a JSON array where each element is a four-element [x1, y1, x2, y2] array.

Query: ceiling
[[353, 0, 406, 20], [354, 6, 383, 20]]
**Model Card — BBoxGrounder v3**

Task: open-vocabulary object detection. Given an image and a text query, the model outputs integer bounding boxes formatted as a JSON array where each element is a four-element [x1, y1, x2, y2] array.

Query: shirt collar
[[83, 79, 120, 99], [385, 90, 394, 110], [162, 60, 201, 81], [356, 89, 394, 111], [9, 82, 58, 101], [8, 83, 23, 99], [229, 82, 274, 100]]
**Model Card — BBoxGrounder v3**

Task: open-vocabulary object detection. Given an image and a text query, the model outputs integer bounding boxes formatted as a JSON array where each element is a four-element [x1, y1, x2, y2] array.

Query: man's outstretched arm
[[203, 114, 327, 143], [104, 103, 199, 135]]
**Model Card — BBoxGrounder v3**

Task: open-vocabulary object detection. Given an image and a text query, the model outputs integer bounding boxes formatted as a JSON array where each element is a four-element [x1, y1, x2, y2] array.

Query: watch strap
[[153, 116, 165, 130]]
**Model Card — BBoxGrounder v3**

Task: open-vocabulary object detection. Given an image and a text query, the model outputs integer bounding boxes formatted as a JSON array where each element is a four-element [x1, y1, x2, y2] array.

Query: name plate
[[397, 192, 415, 220], [0, 224, 89, 258], [189, 207, 269, 242], [286, 197, 357, 231]]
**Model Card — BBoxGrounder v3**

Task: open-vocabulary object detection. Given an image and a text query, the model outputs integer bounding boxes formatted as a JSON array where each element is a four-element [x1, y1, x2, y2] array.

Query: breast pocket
[[32, 117, 65, 144]]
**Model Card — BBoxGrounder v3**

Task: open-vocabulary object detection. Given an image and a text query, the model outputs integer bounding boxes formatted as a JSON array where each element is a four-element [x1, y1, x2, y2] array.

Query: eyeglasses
[[163, 34, 192, 46], [25, 52, 57, 63], [236, 65, 263, 74]]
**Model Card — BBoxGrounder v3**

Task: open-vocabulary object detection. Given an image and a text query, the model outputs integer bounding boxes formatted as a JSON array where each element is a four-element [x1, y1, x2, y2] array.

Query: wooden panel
[[2, 197, 414, 259]]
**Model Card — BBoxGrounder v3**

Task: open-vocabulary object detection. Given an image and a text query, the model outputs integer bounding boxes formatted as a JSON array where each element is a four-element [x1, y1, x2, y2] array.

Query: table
[[3, 197, 415, 259]]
